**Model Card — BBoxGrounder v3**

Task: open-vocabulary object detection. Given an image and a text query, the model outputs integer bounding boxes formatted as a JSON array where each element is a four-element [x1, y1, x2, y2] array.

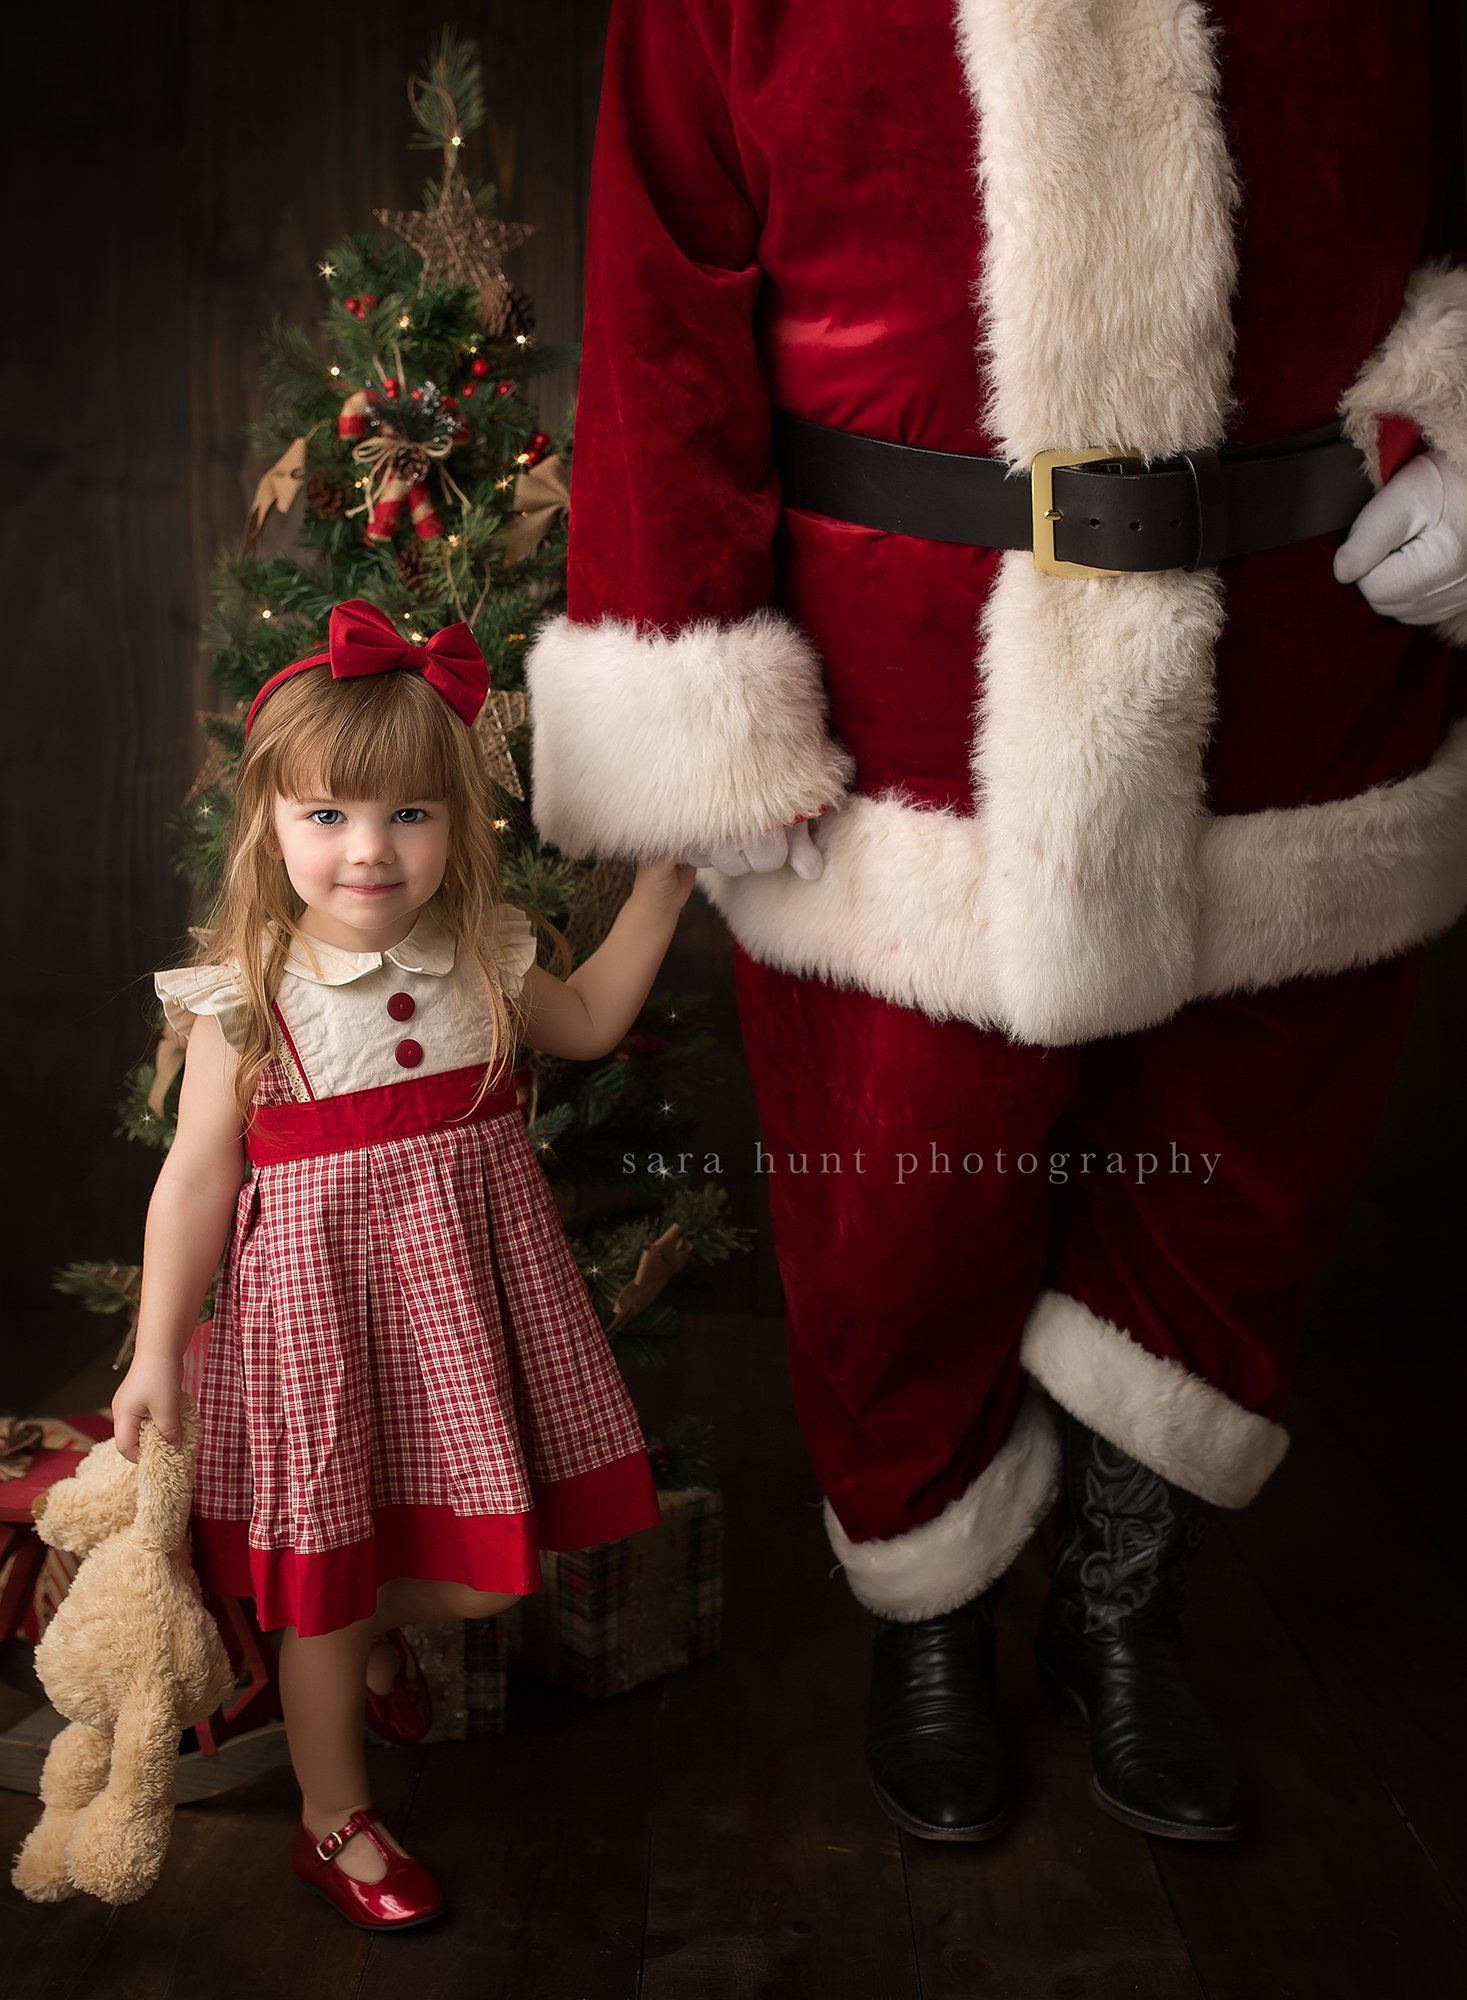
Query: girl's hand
[[111, 1357, 183, 1463], [633, 856, 698, 911]]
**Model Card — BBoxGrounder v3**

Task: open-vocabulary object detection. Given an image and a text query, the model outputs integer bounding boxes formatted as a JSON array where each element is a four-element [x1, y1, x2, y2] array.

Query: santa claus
[[527, 0, 1467, 1844]]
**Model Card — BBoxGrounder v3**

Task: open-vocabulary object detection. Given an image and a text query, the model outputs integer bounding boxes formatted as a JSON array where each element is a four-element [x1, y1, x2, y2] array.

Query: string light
[[260, 608, 273, 620], [329, 364, 341, 377], [318, 261, 336, 278], [450, 134, 463, 149], [408, 630, 426, 645], [492, 817, 510, 830], [398, 313, 412, 329], [446, 533, 461, 547]]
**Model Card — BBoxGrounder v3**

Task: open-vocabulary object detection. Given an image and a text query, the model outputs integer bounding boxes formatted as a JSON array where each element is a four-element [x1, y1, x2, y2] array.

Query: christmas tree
[[55, 28, 747, 1492]]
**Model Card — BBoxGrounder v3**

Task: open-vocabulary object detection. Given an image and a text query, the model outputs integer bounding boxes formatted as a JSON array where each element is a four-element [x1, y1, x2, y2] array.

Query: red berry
[[410, 388, 422, 399], [344, 294, 358, 311], [470, 357, 491, 378], [461, 382, 476, 398], [361, 293, 376, 308], [496, 381, 513, 397]]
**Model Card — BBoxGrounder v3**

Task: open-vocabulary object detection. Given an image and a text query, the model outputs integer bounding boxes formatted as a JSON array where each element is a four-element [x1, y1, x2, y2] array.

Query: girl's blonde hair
[[180, 660, 539, 1128]]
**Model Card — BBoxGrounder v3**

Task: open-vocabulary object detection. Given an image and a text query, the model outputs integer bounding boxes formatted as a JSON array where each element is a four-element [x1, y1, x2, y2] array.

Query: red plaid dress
[[155, 904, 661, 1638]]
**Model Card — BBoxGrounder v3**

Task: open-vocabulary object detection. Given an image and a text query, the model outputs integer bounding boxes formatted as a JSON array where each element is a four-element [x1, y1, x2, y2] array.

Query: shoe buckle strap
[[315, 1806, 381, 1864]]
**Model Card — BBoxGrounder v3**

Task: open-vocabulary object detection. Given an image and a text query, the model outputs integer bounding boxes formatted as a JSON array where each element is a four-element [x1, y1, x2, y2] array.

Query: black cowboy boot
[[867, 1580, 1011, 1840], [1035, 1404, 1242, 1840]]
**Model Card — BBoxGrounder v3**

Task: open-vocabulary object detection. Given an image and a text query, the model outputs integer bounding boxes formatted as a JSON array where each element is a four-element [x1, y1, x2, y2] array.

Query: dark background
[[3, 0, 1462, 1404], [1, 7, 1464, 1990], [1, 0, 785, 1411]]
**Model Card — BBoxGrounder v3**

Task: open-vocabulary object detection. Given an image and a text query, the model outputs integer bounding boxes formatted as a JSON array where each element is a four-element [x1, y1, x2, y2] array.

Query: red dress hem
[[190, 1448, 662, 1637]]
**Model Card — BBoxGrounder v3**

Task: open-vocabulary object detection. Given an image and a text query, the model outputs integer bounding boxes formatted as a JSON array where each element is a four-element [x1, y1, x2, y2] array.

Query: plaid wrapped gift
[[395, 1615, 510, 1741], [510, 1485, 722, 1700]]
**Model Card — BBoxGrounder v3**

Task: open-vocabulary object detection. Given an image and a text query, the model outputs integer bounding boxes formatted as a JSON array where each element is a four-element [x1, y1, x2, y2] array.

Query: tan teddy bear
[[10, 1394, 235, 1905]]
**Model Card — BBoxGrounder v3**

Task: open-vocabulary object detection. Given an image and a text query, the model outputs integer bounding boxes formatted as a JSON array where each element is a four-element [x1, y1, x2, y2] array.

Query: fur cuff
[[1020, 1289, 1289, 1509], [525, 607, 855, 862], [1339, 258, 1467, 488], [1338, 257, 1467, 650], [823, 1388, 1059, 1621]]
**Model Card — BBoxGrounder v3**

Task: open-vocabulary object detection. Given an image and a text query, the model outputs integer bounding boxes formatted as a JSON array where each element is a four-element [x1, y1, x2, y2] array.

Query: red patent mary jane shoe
[[290, 1807, 445, 1930], [364, 1626, 434, 1744]]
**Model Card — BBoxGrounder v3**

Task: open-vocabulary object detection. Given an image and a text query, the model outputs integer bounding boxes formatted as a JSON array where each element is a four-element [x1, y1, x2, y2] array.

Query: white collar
[[276, 902, 458, 985]]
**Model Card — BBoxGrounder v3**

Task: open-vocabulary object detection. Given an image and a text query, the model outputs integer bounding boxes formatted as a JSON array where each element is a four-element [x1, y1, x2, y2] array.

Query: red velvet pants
[[732, 937, 1424, 1616]]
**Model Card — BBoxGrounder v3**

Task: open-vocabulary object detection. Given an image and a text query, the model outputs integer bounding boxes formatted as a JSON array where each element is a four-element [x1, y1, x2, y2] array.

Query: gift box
[[0, 1414, 113, 1647], [510, 1485, 723, 1700], [395, 1614, 510, 1741]]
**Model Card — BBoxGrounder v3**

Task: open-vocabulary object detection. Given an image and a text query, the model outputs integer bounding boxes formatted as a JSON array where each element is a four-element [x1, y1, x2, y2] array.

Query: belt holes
[[1129, 519, 1141, 530], [1089, 517, 1099, 528]]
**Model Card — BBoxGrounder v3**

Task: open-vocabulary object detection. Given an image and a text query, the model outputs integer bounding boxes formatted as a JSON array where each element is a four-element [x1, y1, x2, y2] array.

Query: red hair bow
[[243, 598, 489, 740]]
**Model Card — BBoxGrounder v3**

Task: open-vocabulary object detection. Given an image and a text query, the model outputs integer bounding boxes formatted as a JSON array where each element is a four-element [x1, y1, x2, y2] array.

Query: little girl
[[114, 597, 692, 1930]]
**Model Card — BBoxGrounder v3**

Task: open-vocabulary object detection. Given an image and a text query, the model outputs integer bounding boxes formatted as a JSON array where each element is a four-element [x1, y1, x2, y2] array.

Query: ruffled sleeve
[[153, 961, 248, 1052], [492, 904, 539, 1000]]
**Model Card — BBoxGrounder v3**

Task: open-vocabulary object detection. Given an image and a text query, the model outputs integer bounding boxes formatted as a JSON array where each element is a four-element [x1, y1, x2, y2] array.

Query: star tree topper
[[376, 160, 534, 339]]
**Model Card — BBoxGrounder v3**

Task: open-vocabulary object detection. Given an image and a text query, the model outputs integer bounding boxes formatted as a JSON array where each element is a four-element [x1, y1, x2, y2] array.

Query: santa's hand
[[681, 811, 828, 880], [1333, 448, 1467, 627]]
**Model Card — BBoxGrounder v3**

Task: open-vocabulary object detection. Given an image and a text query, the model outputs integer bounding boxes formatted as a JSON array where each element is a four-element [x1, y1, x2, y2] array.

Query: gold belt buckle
[[1031, 447, 1146, 577]]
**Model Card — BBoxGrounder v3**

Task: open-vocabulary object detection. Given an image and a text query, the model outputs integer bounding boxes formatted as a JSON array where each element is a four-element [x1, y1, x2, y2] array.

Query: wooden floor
[[2, 1296, 1463, 2000]]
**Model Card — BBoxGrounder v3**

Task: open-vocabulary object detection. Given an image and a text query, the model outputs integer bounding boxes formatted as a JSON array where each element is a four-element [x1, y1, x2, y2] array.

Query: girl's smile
[[270, 791, 450, 950]]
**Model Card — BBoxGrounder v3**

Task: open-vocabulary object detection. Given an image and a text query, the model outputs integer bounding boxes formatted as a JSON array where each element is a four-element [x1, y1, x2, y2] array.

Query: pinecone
[[395, 540, 425, 586], [306, 472, 350, 520]]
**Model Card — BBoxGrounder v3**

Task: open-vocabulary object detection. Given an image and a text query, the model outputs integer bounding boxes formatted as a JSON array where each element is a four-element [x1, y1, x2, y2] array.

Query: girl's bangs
[[271, 687, 459, 804]]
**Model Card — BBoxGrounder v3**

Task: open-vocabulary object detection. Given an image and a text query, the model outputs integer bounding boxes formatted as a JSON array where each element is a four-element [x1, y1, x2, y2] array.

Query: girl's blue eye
[[306, 807, 431, 826]]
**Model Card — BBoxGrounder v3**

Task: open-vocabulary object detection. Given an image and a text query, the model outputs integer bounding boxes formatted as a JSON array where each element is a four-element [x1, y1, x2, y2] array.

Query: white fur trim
[[524, 607, 855, 861], [1338, 256, 1467, 647], [823, 1387, 1059, 1621], [701, 713, 1467, 1038], [949, 0, 1242, 1042], [1020, 1289, 1289, 1508], [1195, 715, 1467, 994], [1339, 258, 1467, 488]]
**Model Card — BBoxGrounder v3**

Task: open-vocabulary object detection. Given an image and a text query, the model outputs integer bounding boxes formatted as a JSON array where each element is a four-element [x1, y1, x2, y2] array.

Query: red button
[[394, 1038, 424, 1068], [387, 990, 416, 1020]]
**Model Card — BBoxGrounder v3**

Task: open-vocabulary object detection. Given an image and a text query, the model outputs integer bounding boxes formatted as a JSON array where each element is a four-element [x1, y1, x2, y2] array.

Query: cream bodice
[[153, 902, 537, 1100]]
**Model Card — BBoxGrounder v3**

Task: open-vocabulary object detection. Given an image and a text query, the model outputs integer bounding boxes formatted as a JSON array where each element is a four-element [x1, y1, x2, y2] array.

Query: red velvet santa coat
[[525, 2, 1467, 1605], [529, 0, 1467, 1050]]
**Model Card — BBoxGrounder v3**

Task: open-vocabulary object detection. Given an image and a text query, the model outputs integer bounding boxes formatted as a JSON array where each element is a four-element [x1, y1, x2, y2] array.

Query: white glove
[[1333, 447, 1467, 628], [681, 814, 827, 880]]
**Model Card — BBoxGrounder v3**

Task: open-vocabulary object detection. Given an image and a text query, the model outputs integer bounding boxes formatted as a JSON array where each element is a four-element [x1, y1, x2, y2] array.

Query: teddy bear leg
[[9, 1720, 112, 1902], [66, 1678, 181, 1905]]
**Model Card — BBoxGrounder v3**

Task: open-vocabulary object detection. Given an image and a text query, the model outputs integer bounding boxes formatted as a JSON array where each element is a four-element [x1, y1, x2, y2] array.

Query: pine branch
[[407, 28, 486, 152]]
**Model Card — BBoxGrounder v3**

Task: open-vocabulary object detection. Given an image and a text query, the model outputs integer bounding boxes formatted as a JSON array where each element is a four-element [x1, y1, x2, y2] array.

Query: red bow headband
[[243, 598, 489, 741]]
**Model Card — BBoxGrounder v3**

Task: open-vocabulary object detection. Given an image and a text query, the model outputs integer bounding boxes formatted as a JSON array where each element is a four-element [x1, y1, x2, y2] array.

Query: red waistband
[[245, 1063, 521, 1166]]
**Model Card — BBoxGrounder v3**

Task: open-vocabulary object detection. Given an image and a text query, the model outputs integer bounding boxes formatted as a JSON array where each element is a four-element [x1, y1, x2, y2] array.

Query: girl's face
[[270, 789, 451, 944]]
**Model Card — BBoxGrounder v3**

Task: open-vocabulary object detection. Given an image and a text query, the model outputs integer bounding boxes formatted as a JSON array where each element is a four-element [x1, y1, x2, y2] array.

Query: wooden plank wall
[[0, 0, 622, 1407], [2, 0, 1462, 1421]]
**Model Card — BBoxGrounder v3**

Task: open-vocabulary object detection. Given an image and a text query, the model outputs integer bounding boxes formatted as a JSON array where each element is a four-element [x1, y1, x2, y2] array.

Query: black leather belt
[[770, 408, 1375, 576]]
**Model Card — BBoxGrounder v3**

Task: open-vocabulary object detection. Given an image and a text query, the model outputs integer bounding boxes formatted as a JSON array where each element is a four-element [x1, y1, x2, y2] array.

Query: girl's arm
[[112, 1011, 247, 1462], [521, 857, 696, 1061]]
